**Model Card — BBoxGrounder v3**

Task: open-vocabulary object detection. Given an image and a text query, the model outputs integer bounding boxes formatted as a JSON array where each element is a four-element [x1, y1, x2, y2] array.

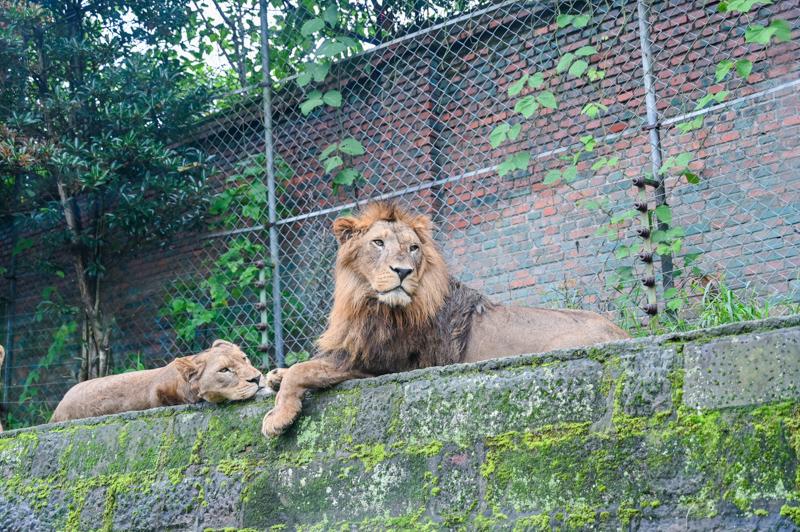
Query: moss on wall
[[1, 316, 799, 530]]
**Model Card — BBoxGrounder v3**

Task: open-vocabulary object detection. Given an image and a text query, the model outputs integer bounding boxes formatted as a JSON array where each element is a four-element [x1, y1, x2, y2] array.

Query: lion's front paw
[[261, 404, 299, 437], [266, 368, 286, 392]]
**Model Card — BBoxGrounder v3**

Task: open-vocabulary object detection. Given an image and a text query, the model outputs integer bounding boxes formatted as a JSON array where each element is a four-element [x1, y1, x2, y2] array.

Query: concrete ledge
[[1, 316, 800, 530]]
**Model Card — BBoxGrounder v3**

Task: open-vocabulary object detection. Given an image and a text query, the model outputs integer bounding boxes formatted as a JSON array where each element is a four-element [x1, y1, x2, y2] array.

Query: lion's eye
[[219, 367, 231, 373], [372, 239, 384, 248], [410, 245, 419, 252]]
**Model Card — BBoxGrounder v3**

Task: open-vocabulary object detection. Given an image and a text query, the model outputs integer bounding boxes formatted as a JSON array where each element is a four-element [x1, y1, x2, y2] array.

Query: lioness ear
[[332, 216, 359, 244], [174, 356, 203, 384], [212, 339, 234, 349]]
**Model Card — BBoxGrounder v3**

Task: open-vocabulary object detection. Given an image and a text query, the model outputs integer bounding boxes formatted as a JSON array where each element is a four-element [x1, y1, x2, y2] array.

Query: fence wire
[[1, 0, 798, 428]]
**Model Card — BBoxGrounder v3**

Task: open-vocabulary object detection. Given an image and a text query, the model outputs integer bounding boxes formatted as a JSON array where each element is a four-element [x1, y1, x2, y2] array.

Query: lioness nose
[[391, 266, 413, 281], [248, 375, 262, 386]]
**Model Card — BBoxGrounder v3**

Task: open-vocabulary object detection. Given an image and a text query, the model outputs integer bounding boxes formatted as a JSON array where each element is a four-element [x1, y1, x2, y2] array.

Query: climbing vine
[[487, 1, 794, 330]]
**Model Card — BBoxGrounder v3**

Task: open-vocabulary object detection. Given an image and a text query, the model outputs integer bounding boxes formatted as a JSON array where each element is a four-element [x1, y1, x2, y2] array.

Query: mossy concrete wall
[[2, 316, 800, 531]]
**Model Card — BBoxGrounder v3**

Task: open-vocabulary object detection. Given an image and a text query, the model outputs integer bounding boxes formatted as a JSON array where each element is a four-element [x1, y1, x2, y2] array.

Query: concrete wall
[[1, 316, 799, 530]]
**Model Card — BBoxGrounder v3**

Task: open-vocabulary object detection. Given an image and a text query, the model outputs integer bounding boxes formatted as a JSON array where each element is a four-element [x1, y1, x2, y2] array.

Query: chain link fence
[[1, 0, 798, 428]]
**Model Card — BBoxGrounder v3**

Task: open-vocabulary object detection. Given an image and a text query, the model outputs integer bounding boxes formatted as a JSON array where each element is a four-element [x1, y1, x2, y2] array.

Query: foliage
[[0, 0, 214, 379], [159, 154, 305, 368], [488, 2, 794, 330]]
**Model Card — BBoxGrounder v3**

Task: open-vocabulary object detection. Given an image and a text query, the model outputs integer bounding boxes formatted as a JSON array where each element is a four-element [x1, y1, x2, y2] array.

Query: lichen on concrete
[[0, 315, 799, 530]]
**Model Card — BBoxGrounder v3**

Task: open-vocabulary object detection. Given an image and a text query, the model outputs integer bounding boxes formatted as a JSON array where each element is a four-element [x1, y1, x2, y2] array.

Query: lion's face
[[192, 340, 266, 403], [355, 220, 425, 306]]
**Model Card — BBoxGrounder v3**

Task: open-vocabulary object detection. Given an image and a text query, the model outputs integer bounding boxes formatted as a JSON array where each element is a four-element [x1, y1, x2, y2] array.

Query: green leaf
[[651, 230, 667, 243], [718, 0, 771, 13], [735, 59, 753, 79], [309, 62, 330, 82], [684, 252, 702, 265], [508, 123, 522, 141], [556, 14, 574, 28], [528, 72, 545, 89], [744, 20, 789, 45], [610, 209, 638, 224], [301, 17, 324, 37], [317, 39, 347, 57], [323, 155, 344, 173], [537, 91, 557, 109], [573, 14, 591, 28], [615, 245, 630, 259], [323, 4, 338, 26], [575, 45, 597, 57], [12, 237, 33, 255], [695, 90, 728, 111], [514, 95, 539, 118], [771, 19, 791, 42], [562, 165, 578, 182], [587, 68, 606, 81], [581, 102, 608, 118], [322, 90, 342, 107], [508, 74, 529, 97], [338, 138, 365, 156], [320, 143, 338, 159], [490, 123, 510, 148], [568, 59, 588, 78], [300, 91, 324, 115], [667, 298, 683, 311], [556, 52, 575, 74], [498, 152, 530, 177], [543, 169, 561, 185], [715, 59, 733, 82], [297, 70, 313, 87], [333, 168, 360, 186], [655, 205, 672, 224], [676, 115, 704, 134], [666, 227, 685, 239], [682, 170, 700, 184]]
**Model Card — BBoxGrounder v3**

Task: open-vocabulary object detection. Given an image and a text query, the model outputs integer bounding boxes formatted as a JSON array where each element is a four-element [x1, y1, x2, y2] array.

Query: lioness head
[[175, 340, 265, 403], [331, 202, 448, 309]]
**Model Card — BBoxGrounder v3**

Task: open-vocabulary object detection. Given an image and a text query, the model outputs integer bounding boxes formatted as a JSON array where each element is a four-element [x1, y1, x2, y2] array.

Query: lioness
[[51, 340, 265, 422], [262, 202, 629, 437]]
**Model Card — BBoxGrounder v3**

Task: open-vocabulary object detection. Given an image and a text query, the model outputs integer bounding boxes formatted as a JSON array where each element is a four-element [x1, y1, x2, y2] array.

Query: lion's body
[[261, 202, 629, 437], [51, 340, 264, 423]]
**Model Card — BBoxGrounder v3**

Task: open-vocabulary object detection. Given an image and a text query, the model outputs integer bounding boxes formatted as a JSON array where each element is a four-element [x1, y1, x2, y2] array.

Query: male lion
[[262, 202, 629, 437], [51, 340, 265, 422]]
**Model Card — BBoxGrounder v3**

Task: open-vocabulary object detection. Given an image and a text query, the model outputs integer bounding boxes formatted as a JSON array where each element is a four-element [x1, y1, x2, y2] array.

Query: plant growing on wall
[[488, 2, 793, 331], [159, 154, 306, 367]]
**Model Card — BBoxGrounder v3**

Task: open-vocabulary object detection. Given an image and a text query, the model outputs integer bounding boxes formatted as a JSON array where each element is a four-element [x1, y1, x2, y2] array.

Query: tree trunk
[[56, 179, 113, 380]]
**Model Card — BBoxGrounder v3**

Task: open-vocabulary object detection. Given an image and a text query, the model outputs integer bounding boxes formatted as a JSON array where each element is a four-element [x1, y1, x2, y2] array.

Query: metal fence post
[[637, 0, 675, 298], [259, 0, 284, 367]]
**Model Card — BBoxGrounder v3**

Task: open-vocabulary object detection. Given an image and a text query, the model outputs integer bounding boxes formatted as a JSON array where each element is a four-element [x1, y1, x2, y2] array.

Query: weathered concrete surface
[[1, 316, 800, 531]]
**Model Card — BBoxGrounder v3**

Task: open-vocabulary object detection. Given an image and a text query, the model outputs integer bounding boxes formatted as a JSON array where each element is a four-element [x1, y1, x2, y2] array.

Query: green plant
[[1, 0, 213, 380], [160, 154, 305, 368]]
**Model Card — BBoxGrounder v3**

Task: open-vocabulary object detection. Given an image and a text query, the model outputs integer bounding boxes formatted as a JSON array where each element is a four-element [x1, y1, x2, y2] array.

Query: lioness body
[[51, 340, 264, 423], [262, 203, 629, 437]]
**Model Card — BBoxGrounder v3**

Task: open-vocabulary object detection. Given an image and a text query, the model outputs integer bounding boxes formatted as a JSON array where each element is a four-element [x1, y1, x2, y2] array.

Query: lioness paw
[[266, 368, 285, 392], [261, 406, 299, 437]]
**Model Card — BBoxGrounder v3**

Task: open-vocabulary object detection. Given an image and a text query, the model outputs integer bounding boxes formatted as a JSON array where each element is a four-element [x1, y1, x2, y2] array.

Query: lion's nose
[[391, 266, 413, 281], [248, 375, 262, 386]]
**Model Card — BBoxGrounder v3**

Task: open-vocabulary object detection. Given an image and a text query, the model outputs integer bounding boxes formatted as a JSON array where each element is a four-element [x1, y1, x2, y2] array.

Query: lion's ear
[[174, 356, 203, 384], [410, 214, 435, 240], [332, 216, 359, 244]]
